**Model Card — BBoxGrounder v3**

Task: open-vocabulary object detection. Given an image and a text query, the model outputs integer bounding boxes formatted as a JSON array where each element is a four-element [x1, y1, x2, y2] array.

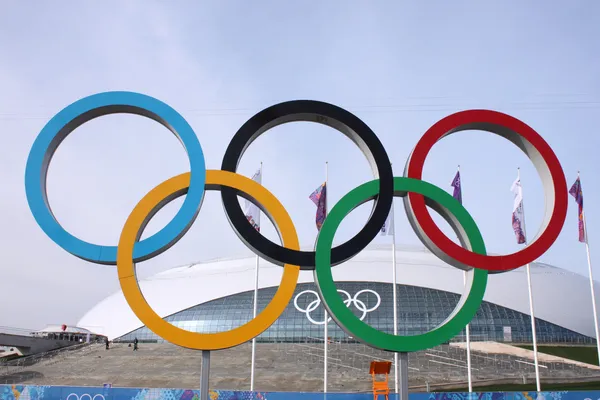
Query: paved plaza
[[1, 342, 600, 392]]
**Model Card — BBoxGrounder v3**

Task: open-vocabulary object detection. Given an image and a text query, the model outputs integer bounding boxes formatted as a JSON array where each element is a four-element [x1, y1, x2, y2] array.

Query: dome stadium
[[5, 244, 600, 392], [78, 244, 597, 346]]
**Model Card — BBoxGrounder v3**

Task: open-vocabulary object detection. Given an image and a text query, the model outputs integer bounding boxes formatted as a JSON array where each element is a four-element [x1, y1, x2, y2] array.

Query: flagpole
[[250, 162, 262, 392], [458, 165, 473, 394], [463, 272, 473, 391], [579, 172, 600, 365], [324, 161, 328, 394], [518, 167, 541, 393], [390, 163, 399, 395], [584, 210, 600, 365]]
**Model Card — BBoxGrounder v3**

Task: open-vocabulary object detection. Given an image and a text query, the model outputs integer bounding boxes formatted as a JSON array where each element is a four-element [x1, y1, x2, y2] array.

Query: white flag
[[245, 168, 262, 231], [510, 177, 526, 244], [380, 210, 394, 236], [510, 177, 523, 212]]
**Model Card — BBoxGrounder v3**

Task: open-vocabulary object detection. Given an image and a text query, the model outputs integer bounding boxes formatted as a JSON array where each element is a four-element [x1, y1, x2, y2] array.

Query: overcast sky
[[1, 1, 599, 330]]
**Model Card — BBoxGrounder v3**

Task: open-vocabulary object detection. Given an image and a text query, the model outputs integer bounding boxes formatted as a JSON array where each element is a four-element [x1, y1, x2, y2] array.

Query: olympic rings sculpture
[[293, 289, 381, 325], [24, 91, 568, 353]]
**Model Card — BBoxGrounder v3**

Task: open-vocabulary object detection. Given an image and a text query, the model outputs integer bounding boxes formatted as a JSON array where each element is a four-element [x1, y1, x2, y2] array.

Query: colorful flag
[[569, 177, 586, 243], [380, 208, 394, 236], [511, 177, 526, 244], [451, 170, 462, 204], [244, 168, 262, 232], [309, 182, 327, 230]]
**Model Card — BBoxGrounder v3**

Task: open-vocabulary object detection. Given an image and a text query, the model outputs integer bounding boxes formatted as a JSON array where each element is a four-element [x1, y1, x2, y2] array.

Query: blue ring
[[24, 91, 206, 265]]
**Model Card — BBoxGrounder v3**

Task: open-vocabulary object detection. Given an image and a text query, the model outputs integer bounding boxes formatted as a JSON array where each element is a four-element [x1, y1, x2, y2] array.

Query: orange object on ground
[[370, 360, 391, 400]]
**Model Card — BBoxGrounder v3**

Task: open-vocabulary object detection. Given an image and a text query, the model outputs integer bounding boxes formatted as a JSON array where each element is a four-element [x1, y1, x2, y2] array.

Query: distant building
[[78, 244, 597, 345], [32, 325, 105, 343]]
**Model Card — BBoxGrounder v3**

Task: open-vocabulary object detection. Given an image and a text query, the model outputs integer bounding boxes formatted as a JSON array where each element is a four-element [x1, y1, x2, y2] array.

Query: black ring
[[220, 100, 393, 270]]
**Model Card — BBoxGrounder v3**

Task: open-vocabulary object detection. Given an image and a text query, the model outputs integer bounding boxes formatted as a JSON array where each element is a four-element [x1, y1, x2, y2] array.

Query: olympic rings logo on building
[[24, 91, 568, 353], [294, 289, 381, 325]]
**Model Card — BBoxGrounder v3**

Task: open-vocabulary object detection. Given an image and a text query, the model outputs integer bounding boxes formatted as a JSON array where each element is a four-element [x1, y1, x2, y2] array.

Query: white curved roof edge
[[151, 243, 456, 274], [34, 325, 94, 334], [77, 243, 600, 341]]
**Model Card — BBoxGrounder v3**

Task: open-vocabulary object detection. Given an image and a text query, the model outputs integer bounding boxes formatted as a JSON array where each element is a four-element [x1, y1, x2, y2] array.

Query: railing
[[1, 338, 599, 389], [272, 337, 600, 389], [0, 326, 35, 336], [0, 342, 95, 378]]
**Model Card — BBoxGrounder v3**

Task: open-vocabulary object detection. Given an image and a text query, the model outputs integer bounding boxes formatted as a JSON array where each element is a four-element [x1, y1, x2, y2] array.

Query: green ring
[[314, 177, 488, 352]]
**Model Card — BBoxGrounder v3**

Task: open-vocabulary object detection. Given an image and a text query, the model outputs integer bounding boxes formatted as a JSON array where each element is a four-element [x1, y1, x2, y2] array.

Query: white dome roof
[[77, 244, 600, 341]]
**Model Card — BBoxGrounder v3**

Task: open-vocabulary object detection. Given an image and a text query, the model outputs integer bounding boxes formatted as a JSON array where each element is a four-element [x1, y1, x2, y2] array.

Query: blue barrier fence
[[1, 386, 599, 400]]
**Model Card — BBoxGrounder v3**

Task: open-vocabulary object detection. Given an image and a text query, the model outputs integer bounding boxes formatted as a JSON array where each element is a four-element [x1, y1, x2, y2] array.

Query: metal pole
[[458, 165, 472, 393], [525, 264, 541, 392], [464, 271, 472, 392], [391, 196, 399, 394], [250, 253, 259, 390], [250, 162, 262, 391], [324, 161, 328, 393], [579, 171, 600, 365], [399, 352, 409, 400], [518, 167, 541, 393], [583, 209, 600, 365], [200, 350, 210, 400]]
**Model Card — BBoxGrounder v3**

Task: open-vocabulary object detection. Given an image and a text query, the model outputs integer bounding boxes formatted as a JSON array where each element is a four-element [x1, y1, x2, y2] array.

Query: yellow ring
[[116, 170, 300, 350]]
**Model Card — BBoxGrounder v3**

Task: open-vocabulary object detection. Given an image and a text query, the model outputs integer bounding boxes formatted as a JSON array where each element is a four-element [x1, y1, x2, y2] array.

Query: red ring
[[405, 110, 567, 272]]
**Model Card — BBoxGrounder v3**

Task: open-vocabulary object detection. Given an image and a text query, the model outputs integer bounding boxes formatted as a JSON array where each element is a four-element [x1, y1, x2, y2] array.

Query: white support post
[[250, 162, 262, 391], [324, 161, 328, 393], [391, 198, 399, 394], [583, 210, 600, 365], [578, 171, 600, 365], [518, 167, 541, 393], [250, 253, 259, 391], [458, 165, 472, 393], [464, 271, 472, 393]]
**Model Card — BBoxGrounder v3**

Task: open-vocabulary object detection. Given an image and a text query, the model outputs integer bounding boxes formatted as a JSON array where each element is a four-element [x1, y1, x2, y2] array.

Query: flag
[[380, 209, 394, 236], [569, 177, 586, 243], [511, 177, 526, 244], [451, 170, 462, 204], [244, 168, 262, 232], [309, 182, 327, 230]]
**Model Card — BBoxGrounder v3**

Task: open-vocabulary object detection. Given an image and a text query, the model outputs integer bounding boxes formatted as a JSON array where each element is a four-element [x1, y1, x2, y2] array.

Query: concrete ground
[[451, 342, 600, 370], [1, 342, 599, 392], [1, 342, 363, 392]]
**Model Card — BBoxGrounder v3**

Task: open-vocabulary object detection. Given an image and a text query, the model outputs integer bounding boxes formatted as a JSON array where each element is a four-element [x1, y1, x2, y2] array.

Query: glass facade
[[117, 282, 593, 345]]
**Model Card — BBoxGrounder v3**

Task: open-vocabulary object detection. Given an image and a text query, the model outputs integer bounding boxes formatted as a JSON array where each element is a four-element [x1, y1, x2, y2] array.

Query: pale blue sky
[[1, 1, 599, 329]]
